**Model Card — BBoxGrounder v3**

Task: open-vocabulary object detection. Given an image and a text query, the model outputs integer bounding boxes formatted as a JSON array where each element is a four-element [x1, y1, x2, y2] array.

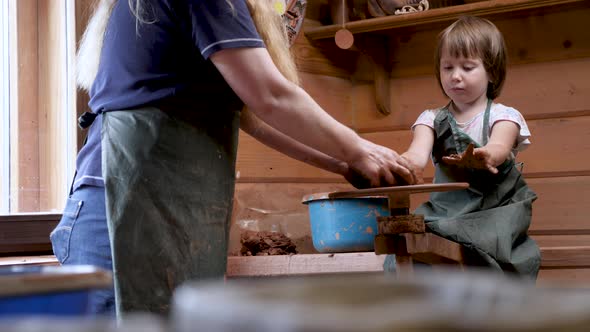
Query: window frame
[[0, 0, 9, 214], [0, 0, 92, 255]]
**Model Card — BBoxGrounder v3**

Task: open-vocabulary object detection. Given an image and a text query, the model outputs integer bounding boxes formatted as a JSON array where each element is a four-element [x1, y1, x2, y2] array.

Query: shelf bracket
[[357, 35, 391, 115]]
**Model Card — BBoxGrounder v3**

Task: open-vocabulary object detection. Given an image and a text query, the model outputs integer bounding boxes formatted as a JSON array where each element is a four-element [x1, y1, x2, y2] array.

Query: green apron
[[101, 107, 240, 315], [386, 100, 540, 279]]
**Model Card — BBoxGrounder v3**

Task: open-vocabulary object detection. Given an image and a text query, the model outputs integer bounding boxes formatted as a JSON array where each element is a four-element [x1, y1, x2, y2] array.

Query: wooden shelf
[[304, 0, 587, 116], [305, 0, 586, 40]]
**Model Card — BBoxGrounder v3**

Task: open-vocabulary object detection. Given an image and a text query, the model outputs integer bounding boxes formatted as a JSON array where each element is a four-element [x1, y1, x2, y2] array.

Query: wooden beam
[[540, 246, 590, 268], [226, 253, 386, 277], [9, 0, 40, 212], [0, 214, 61, 254]]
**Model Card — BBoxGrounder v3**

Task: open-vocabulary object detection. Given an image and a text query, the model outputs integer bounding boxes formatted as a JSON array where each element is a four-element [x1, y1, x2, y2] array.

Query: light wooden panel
[[300, 72, 354, 127], [237, 114, 590, 180], [292, 20, 357, 78], [38, 0, 69, 211], [357, 4, 590, 80], [353, 58, 590, 133], [236, 72, 354, 182], [229, 182, 352, 254], [229, 176, 590, 256], [9, 0, 40, 212], [360, 115, 590, 179], [527, 177, 590, 232], [533, 235, 590, 247], [236, 132, 341, 182], [538, 269, 590, 286]]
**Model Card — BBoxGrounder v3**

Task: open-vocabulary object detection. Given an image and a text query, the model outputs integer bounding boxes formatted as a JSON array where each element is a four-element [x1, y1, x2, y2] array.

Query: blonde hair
[[434, 16, 507, 100], [245, 0, 299, 85], [76, 0, 299, 91]]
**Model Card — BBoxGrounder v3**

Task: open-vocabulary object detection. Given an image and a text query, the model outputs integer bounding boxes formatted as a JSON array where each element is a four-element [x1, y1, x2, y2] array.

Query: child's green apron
[[415, 100, 540, 279], [101, 107, 240, 316]]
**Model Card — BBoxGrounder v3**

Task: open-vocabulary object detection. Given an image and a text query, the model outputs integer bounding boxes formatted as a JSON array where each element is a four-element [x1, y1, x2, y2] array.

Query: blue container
[[302, 194, 389, 253], [0, 265, 112, 317]]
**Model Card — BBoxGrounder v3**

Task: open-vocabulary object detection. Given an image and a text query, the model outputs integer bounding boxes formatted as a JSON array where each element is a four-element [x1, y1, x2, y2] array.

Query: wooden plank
[[540, 246, 590, 268], [327, 183, 469, 198], [9, 0, 40, 212], [0, 256, 59, 266], [538, 269, 590, 286], [370, 6, 590, 80], [38, 0, 69, 212], [226, 253, 386, 277], [533, 235, 590, 247], [236, 131, 342, 182], [0, 215, 61, 254], [402, 233, 465, 264], [304, 0, 587, 40], [293, 20, 356, 78], [227, 247, 590, 278], [229, 182, 352, 255], [360, 115, 590, 180], [0, 266, 112, 297], [2, 251, 589, 287], [230, 178, 590, 258], [528, 177, 590, 232], [354, 58, 590, 133], [377, 215, 426, 235], [408, 177, 590, 234], [300, 72, 354, 127]]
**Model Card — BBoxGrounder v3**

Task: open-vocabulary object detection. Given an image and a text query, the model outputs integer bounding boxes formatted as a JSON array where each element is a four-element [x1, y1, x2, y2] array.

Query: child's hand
[[442, 143, 499, 174], [400, 152, 425, 184]]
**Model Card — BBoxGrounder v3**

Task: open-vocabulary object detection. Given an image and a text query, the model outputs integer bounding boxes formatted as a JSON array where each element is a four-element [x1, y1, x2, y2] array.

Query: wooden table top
[[328, 183, 469, 199]]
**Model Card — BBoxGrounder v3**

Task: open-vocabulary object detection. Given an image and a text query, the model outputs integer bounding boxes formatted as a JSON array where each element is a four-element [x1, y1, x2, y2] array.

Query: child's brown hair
[[434, 16, 507, 100]]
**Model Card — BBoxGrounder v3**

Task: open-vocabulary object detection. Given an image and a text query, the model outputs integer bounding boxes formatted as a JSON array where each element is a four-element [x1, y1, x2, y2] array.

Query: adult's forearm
[[249, 84, 365, 164], [240, 109, 348, 175]]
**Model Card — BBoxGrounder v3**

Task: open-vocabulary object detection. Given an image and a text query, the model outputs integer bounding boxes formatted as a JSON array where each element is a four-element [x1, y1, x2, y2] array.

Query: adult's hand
[[346, 140, 419, 188]]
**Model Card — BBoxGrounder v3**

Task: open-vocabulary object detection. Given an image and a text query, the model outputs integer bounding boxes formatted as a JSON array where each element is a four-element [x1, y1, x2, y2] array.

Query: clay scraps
[[240, 230, 298, 256]]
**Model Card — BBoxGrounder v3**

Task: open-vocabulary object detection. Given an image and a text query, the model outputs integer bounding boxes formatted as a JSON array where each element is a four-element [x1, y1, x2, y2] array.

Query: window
[[0, 0, 77, 215], [1, 0, 9, 213]]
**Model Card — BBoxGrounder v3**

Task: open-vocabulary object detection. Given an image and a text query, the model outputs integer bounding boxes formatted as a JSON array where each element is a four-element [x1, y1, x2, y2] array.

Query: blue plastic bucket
[[302, 194, 389, 253], [0, 265, 112, 316]]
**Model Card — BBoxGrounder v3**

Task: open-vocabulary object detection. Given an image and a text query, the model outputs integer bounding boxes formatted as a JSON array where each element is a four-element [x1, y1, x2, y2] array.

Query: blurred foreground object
[[172, 269, 590, 332]]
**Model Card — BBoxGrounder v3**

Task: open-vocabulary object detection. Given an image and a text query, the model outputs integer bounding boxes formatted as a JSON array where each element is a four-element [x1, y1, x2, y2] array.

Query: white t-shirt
[[412, 102, 531, 157]]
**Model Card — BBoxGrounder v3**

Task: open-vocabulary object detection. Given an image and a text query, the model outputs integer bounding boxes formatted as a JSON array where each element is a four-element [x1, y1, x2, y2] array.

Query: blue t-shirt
[[74, 0, 265, 190]]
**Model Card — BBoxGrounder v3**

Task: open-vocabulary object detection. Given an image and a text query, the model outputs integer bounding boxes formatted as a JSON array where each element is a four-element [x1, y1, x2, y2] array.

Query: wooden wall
[[231, 2, 590, 286]]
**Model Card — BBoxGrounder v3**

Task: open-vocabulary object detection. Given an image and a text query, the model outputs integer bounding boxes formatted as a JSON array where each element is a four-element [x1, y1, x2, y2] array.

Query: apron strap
[[481, 98, 492, 146]]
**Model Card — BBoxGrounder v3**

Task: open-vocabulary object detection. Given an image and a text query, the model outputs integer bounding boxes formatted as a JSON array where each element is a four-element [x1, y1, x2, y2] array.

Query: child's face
[[439, 49, 490, 106]]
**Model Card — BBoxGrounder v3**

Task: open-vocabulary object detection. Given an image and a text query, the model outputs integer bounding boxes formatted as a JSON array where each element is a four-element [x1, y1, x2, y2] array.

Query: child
[[401, 16, 540, 278]]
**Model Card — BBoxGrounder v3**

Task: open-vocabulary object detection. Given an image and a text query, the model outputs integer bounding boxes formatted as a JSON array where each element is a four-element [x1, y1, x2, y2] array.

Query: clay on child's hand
[[442, 143, 498, 174]]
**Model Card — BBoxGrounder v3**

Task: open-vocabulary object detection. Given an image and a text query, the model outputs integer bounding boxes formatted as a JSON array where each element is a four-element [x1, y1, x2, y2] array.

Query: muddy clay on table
[[240, 230, 298, 256]]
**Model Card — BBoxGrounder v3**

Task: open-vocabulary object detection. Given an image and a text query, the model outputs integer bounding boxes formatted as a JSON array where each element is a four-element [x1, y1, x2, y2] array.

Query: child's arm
[[402, 125, 435, 172], [480, 120, 520, 166], [443, 121, 519, 174]]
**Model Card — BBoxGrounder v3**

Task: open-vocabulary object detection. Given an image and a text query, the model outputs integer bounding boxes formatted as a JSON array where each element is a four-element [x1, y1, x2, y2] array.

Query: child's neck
[[449, 95, 489, 123]]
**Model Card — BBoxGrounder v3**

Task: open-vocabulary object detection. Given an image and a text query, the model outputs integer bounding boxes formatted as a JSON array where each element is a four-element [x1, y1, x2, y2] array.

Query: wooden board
[[353, 58, 590, 133], [0, 265, 112, 297], [237, 114, 590, 181], [226, 251, 590, 286], [226, 253, 386, 277], [2, 253, 588, 286], [300, 72, 354, 127], [327, 183, 469, 199]]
